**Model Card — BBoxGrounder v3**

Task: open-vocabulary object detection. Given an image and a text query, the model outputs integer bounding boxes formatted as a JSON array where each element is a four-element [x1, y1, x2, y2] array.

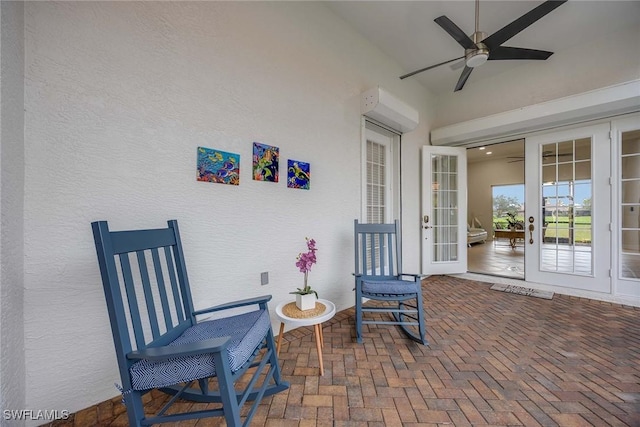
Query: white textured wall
[[433, 24, 640, 127], [1, 0, 26, 420], [22, 1, 433, 416]]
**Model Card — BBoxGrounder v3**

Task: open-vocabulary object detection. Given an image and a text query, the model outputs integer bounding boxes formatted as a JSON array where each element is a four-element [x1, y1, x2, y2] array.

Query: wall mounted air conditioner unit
[[361, 86, 419, 133]]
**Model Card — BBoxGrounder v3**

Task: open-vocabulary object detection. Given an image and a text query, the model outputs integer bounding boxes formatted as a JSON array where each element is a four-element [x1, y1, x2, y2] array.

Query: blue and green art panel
[[197, 146, 240, 185], [253, 142, 279, 182], [287, 160, 310, 190]]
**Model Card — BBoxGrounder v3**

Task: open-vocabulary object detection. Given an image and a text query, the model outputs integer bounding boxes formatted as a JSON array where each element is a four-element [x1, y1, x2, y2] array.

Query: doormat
[[490, 284, 554, 300]]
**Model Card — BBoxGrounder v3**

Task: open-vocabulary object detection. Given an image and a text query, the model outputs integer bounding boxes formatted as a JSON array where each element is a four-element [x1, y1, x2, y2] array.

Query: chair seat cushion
[[362, 279, 420, 295], [129, 309, 270, 391]]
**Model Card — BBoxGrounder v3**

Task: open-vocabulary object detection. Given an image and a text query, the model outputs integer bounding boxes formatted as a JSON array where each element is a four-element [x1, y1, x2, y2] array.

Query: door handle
[[528, 216, 534, 244]]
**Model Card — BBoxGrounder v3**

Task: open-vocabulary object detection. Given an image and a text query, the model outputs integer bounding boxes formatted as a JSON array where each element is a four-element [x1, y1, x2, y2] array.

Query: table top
[[275, 299, 336, 327]]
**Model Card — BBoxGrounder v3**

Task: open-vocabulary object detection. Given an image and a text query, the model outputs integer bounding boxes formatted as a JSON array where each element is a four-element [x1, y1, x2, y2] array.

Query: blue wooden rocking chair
[[353, 219, 428, 345], [92, 220, 289, 426]]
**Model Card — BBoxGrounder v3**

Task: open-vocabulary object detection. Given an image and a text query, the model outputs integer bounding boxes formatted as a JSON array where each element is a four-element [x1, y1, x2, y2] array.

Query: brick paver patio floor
[[56, 275, 640, 426]]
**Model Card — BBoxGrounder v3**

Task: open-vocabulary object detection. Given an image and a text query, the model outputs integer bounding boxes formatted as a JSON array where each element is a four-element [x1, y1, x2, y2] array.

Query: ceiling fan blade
[[434, 16, 476, 50], [399, 56, 464, 80], [454, 66, 473, 92], [450, 58, 466, 70], [482, 0, 567, 50], [489, 46, 554, 61]]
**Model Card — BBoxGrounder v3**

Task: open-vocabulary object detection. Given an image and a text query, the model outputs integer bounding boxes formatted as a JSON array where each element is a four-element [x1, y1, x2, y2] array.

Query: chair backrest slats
[[92, 220, 195, 368], [169, 219, 196, 324], [380, 233, 395, 276], [136, 250, 161, 340], [118, 253, 147, 350], [164, 244, 186, 323], [354, 219, 402, 279], [151, 247, 175, 332], [358, 232, 367, 275]]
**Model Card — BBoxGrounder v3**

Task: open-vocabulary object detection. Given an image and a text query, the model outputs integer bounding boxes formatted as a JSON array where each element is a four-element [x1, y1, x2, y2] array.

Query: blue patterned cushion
[[362, 280, 420, 295], [129, 309, 270, 391]]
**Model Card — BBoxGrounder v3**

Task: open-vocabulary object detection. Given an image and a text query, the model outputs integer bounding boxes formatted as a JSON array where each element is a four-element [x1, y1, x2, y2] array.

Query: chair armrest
[[193, 295, 272, 316], [127, 337, 231, 361]]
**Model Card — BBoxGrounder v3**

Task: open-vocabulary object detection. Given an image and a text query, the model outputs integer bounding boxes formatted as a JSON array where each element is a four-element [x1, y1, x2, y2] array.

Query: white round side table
[[274, 298, 336, 376]]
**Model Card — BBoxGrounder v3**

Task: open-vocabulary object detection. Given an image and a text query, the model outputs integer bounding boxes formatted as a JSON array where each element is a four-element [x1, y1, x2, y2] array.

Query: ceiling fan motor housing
[[466, 31, 489, 67]]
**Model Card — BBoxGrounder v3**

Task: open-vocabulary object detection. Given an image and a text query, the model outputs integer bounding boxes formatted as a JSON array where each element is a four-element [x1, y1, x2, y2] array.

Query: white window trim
[[361, 118, 401, 223]]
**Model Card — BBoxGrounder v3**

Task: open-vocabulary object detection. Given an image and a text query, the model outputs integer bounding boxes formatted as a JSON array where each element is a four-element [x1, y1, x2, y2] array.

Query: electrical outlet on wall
[[261, 272, 269, 286]]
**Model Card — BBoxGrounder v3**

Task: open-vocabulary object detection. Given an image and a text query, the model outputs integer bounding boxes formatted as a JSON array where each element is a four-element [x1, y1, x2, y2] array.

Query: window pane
[[558, 140, 574, 161], [622, 181, 640, 204], [575, 160, 591, 181], [622, 155, 640, 179], [542, 143, 557, 165], [575, 138, 591, 161], [622, 130, 640, 155]]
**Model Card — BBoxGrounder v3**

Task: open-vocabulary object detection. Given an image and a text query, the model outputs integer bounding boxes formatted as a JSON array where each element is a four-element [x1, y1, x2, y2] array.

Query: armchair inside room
[[91, 220, 289, 427], [467, 217, 488, 246]]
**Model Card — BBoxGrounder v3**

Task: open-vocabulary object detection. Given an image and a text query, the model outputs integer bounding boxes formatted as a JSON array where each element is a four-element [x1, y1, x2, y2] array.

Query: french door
[[421, 146, 467, 274], [612, 114, 640, 299], [524, 123, 611, 292]]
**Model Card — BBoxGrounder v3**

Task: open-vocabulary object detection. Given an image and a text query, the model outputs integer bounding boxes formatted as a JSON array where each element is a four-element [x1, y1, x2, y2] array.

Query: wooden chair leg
[[276, 322, 285, 356], [314, 324, 324, 376]]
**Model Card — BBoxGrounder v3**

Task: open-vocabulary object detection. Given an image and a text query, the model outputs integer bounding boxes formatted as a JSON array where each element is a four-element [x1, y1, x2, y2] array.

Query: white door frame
[[421, 145, 467, 275], [524, 123, 611, 292], [361, 120, 400, 223], [611, 113, 640, 299]]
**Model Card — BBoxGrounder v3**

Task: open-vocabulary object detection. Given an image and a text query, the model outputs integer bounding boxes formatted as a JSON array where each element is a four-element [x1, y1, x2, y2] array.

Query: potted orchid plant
[[290, 237, 318, 310]]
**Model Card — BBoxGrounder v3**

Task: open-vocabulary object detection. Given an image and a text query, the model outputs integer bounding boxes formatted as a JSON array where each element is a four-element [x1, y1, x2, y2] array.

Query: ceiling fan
[[400, 0, 567, 91]]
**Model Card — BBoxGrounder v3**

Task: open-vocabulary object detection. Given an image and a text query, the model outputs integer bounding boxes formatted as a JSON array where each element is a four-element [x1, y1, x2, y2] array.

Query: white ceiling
[[327, 1, 640, 95], [466, 139, 525, 163]]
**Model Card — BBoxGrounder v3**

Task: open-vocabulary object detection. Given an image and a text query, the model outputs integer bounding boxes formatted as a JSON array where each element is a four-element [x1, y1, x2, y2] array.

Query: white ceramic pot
[[296, 293, 316, 311]]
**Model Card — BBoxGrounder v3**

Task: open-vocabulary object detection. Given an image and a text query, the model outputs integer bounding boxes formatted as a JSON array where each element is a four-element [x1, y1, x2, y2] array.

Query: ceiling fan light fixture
[[465, 44, 489, 67]]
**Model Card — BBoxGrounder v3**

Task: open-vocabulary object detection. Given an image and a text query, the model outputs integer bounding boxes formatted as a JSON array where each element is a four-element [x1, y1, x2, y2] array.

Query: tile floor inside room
[[468, 239, 525, 279], [49, 275, 640, 427]]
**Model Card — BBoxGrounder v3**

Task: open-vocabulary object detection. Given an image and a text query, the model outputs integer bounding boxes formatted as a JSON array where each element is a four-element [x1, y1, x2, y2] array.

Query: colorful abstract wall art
[[287, 160, 310, 190], [252, 142, 279, 182], [197, 146, 240, 186]]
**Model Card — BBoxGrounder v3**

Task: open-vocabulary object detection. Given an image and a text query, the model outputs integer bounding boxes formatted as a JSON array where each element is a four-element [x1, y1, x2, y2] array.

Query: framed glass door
[[525, 123, 611, 292], [613, 114, 640, 299], [421, 145, 467, 274]]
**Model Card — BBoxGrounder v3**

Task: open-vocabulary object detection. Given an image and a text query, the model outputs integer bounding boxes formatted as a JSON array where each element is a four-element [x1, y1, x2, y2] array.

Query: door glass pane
[[432, 154, 459, 262], [620, 130, 640, 279], [575, 138, 591, 161], [540, 139, 592, 275], [542, 143, 557, 164], [622, 155, 640, 180]]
